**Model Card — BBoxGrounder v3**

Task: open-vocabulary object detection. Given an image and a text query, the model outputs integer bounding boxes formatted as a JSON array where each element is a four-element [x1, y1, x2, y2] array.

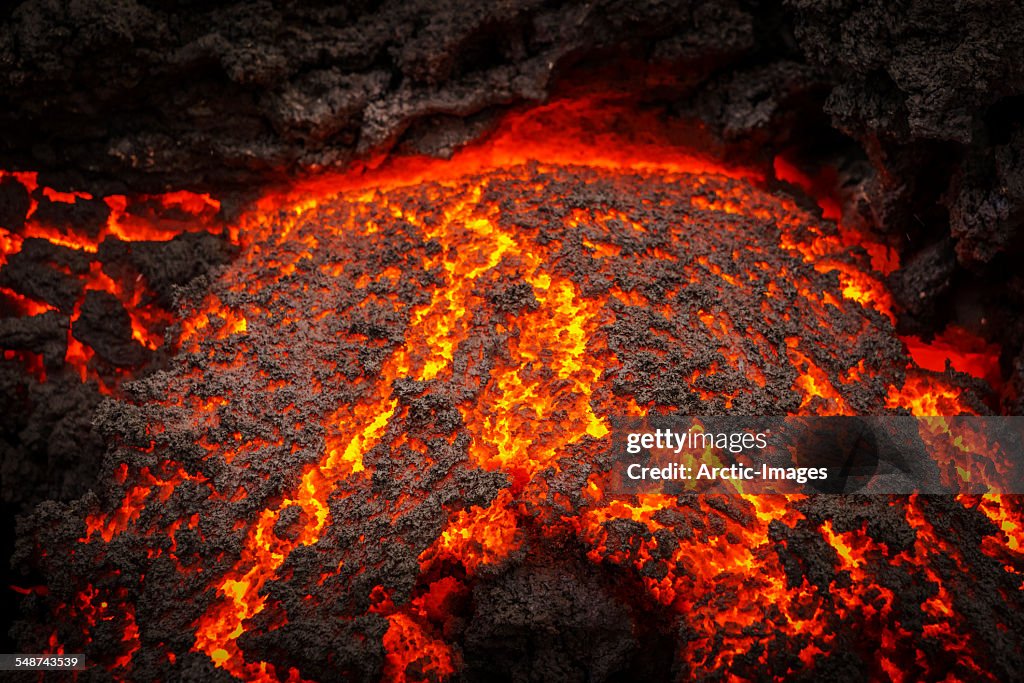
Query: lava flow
[[10, 96, 1024, 682]]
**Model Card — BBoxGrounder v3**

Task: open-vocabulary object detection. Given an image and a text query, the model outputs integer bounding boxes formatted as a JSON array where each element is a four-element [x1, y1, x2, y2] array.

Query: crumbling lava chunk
[[0, 176, 30, 231], [31, 193, 110, 240], [0, 237, 90, 313], [98, 232, 237, 308], [71, 290, 150, 368]]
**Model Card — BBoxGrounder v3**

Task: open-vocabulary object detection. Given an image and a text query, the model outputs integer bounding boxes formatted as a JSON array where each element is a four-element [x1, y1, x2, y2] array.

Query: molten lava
[[0, 169, 227, 389], [7, 96, 1023, 682]]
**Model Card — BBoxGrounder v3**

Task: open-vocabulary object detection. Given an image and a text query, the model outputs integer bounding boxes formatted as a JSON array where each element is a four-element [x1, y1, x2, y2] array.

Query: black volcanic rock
[[0, 0, 755, 192], [0, 310, 67, 368], [0, 371, 106, 507], [0, 175, 30, 231], [886, 238, 957, 330], [0, 238, 90, 313], [786, 0, 1024, 317], [463, 563, 640, 682], [31, 193, 110, 240], [2, 1, 1024, 675], [946, 128, 1024, 268], [72, 290, 151, 368], [98, 231, 237, 308]]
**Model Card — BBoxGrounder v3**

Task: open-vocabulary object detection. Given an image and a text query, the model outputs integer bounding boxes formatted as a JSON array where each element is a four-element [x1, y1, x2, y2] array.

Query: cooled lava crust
[[14, 161, 1023, 681]]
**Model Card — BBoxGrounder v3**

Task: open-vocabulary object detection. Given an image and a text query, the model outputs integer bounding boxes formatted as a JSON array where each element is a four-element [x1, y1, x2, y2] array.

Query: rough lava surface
[[12, 158, 1023, 681]]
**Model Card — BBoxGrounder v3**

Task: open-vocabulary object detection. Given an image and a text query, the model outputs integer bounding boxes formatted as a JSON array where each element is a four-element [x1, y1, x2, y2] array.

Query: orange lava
[[903, 325, 1002, 386]]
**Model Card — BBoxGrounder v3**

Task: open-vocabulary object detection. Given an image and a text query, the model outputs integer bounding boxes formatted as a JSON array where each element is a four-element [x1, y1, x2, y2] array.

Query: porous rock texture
[[16, 163, 1017, 681]]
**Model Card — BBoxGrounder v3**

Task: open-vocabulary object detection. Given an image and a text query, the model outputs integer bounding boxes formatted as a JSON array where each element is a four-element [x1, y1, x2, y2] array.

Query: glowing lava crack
[[15, 114, 1024, 682]]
